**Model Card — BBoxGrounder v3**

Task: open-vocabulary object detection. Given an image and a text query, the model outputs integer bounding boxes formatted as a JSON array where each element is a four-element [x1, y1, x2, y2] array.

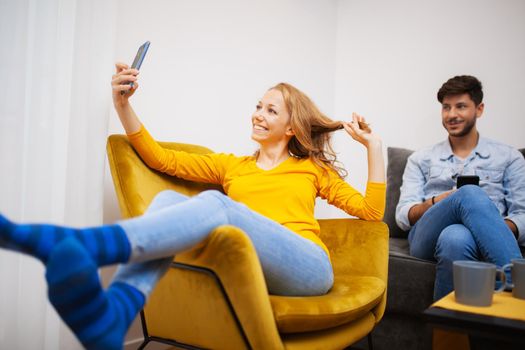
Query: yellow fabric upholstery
[[271, 276, 385, 333], [106, 134, 389, 350]]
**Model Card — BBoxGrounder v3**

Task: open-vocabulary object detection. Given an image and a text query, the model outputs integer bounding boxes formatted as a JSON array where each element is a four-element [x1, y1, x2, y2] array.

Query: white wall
[[333, 0, 525, 205]]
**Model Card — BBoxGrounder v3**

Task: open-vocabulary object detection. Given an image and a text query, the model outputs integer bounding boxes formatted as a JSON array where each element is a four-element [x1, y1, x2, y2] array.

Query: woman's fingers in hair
[[343, 118, 371, 137], [357, 121, 371, 133], [342, 121, 358, 136], [352, 112, 364, 123], [351, 112, 371, 133]]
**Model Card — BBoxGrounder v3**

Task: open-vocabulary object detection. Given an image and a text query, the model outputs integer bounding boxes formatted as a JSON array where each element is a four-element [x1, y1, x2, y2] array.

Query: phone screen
[[121, 41, 150, 95], [456, 175, 480, 188], [131, 41, 150, 70]]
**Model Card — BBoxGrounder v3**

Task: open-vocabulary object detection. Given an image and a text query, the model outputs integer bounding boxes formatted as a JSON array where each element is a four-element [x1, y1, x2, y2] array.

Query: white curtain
[[0, 0, 117, 348]]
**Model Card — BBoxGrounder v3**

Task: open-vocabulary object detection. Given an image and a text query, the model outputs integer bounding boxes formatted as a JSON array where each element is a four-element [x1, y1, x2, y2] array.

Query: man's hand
[[505, 219, 519, 240], [408, 190, 455, 226]]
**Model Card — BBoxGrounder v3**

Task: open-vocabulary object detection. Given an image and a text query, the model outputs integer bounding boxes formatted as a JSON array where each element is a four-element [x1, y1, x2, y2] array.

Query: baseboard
[[124, 337, 144, 350], [125, 337, 173, 350]]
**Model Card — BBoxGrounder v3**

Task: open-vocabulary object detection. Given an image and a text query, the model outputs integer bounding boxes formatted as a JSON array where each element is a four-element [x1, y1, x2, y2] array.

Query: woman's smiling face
[[251, 89, 294, 145]]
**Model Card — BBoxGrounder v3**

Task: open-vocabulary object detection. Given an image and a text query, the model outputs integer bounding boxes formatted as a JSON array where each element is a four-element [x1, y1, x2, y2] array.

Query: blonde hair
[[270, 82, 347, 178]]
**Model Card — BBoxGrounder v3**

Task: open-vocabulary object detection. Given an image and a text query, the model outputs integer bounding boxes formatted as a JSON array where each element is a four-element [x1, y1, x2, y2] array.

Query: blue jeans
[[113, 190, 333, 297], [408, 185, 522, 300]]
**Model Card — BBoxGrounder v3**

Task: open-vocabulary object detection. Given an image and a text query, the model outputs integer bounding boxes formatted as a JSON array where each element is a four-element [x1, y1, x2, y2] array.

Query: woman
[[0, 63, 385, 350]]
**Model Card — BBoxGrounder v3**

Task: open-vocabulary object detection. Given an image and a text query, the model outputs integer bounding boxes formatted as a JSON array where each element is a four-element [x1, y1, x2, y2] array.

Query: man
[[396, 75, 525, 300]]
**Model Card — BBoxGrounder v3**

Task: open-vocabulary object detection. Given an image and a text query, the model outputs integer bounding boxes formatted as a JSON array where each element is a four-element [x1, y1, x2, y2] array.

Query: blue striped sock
[[0, 213, 130, 266], [46, 238, 145, 350]]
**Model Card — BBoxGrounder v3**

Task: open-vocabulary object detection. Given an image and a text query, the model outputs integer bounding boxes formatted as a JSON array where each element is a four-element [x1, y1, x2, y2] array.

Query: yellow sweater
[[127, 125, 386, 257]]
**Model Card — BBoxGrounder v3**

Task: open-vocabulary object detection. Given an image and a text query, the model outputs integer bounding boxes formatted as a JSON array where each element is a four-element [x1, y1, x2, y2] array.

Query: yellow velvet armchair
[[106, 134, 389, 350]]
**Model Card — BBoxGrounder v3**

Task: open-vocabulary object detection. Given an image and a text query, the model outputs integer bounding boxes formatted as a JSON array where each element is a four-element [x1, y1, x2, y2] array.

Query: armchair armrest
[[145, 225, 284, 350], [318, 218, 389, 322]]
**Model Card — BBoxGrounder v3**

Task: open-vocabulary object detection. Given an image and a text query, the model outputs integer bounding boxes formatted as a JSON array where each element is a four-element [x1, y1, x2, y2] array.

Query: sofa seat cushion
[[269, 275, 385, 333], [389, 237, 436, 263]]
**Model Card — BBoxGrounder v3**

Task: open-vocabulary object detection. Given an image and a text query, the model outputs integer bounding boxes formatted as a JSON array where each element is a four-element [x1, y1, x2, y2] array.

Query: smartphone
[[457, 175, 479, 188], [121, 41, 150, 94]]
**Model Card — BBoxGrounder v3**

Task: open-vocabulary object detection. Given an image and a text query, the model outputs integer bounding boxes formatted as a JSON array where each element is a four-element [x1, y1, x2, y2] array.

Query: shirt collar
[[438, 139, 455, 161], [438, 135, 491, 161], [473, 136, 491, 159]]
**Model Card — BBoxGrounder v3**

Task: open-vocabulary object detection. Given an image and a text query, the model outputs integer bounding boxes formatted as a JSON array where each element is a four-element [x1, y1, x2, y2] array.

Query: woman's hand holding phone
[[111, 63, 140, 109], [112, 41, 149, 109], [111, 41, 150, 134]]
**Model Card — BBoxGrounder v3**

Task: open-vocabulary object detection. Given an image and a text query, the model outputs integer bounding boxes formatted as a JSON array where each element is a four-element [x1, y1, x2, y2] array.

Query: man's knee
[[436, 225, 476, 259], [454, 184, 497, 212], [455, 184, 487, 201]]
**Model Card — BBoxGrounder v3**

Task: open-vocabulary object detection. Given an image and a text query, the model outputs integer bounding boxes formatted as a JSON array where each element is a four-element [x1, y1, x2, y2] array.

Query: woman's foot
[[46, 238, 144, 350], [0, 213, 130, 266]]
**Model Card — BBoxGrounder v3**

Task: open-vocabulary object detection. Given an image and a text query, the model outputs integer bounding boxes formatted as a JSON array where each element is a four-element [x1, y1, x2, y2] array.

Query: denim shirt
[[395, 136, 525, 246]]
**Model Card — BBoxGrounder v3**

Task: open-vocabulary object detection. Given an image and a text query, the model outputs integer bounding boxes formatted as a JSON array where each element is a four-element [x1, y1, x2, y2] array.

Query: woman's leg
[[2, 188, 332, 294], [433, 224, 480, 300], [46, 238, 143, 350], [112, 190, 190, 298], [46, 190, 191, 350], [118, 190, 333, 296], [0, 189, 188, 267], [408, 185, 522, 267], [0, 213, 130, 266], [4, 189, 332, 349]]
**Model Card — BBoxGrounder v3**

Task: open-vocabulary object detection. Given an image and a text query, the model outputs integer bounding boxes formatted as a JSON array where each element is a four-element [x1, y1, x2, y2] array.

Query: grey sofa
[[366, 147, 525, 350]]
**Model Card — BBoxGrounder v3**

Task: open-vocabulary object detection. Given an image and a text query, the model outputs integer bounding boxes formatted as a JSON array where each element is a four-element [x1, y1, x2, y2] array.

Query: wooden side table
[[424, 291, 525, 350]]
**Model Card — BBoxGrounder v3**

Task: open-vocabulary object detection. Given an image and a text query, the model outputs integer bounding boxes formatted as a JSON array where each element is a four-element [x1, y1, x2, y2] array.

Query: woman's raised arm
[[111, 62, 142, 134], [343, 112, 385, 184]]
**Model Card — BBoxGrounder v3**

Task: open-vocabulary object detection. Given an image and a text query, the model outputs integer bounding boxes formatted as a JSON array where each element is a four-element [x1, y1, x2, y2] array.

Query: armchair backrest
[[106, 134, 221, 219]]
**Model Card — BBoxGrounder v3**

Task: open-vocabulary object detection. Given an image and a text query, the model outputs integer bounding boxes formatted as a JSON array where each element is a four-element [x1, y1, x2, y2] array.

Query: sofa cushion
[[387, 238, 436, 315], [385, 147, 414, 238], [269, 275, 385, 333]]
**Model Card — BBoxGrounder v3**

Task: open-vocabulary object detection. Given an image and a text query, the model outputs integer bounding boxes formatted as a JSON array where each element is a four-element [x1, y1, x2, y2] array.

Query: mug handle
[[495, 267, 508, 293], [494, 269, 507, 293], [502, 263, 514, 290]]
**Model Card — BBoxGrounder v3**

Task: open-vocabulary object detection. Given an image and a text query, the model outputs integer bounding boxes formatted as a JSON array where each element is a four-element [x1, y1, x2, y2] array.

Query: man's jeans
[[114, 190, 334, 298], [408, 185, 523, 300]]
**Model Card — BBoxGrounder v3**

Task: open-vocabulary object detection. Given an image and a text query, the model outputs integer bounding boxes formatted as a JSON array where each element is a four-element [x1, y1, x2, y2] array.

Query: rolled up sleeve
[[503, 150, 525, 246], [395, 152, 426, 231]]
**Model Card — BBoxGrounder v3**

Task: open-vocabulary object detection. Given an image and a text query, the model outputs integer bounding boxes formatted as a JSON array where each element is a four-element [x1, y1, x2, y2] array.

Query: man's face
[[441, 93, 484, 138]]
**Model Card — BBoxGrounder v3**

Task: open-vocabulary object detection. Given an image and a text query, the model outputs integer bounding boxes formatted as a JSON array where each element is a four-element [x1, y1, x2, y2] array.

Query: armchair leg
[[367, 332, 374, 350], [136, 338, 150, 350], [136, 262, 252, 350]]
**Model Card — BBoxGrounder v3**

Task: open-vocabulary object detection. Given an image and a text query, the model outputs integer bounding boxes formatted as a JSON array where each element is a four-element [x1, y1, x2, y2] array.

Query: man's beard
[[443, 117, 476, 137]]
